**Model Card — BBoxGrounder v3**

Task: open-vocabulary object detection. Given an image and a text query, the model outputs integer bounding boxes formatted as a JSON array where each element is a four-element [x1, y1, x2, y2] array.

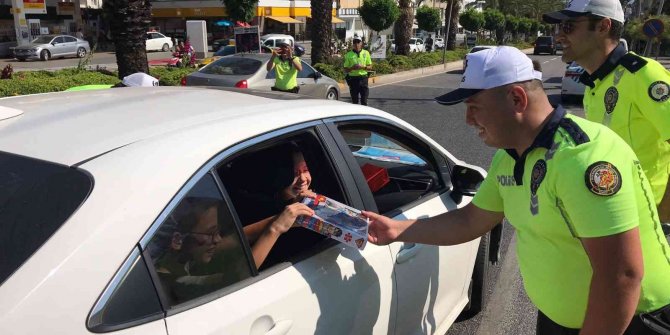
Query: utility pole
[[442, 0, 454, 64]]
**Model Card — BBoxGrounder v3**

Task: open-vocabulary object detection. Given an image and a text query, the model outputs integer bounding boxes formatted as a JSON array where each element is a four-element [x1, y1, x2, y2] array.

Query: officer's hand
[[363, 211, 402, 245]]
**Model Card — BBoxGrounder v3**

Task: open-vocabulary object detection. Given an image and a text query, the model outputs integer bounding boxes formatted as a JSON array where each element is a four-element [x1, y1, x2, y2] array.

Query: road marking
[[370, 70, 450, 89]]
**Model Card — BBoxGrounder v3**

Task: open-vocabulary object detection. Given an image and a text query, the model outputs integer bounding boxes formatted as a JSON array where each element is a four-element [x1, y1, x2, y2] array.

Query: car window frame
[[120, 120, 364, 318], [324, 116, 453, 216]]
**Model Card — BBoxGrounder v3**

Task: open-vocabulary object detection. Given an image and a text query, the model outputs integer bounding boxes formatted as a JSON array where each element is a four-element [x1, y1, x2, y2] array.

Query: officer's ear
[[508, 84, 528, 113], [597, 17, 612, 35]]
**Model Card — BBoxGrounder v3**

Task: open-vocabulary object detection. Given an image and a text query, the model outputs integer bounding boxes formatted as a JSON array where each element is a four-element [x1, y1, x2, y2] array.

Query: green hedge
[[0, 67, 198, 97]]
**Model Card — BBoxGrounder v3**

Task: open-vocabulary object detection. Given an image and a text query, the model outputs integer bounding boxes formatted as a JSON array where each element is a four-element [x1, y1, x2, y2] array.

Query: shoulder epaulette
[[559, 118, 590, 145], [619, 53, 647, 73]]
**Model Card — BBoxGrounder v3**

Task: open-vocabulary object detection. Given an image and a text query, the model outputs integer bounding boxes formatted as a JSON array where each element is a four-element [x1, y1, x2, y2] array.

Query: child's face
[[186, 206, 221, 264]]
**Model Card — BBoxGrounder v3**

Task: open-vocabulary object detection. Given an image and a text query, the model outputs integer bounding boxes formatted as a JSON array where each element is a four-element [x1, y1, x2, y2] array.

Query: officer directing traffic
[[344, 34, 373, 105], [543, 0, 670, 234], [362, 46, 670, 334]]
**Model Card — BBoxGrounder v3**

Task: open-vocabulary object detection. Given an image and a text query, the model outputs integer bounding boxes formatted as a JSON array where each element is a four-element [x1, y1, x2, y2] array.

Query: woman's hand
[[270, 203, 314, 235], [298, 189, 318, 200]]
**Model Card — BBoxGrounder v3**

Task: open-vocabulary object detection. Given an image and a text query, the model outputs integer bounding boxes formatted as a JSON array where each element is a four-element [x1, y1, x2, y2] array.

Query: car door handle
[[396, 243, 422, 264], [264, 320, 293, 335]]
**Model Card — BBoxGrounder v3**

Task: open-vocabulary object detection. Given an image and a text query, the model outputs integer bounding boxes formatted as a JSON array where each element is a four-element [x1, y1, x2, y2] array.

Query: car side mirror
[[450, 164, 484, 203], [313, 71, 322, 79]]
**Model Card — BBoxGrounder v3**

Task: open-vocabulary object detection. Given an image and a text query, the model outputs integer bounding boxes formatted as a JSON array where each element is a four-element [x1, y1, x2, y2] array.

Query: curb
[[338, 48, 534, 91]]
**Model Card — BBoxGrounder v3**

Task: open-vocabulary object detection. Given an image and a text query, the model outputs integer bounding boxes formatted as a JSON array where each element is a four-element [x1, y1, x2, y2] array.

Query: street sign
[[642, 19, 664, 38]]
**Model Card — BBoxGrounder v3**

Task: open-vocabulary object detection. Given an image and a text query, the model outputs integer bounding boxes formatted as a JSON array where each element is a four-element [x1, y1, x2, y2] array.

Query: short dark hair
[[587, 15, 624, 40]]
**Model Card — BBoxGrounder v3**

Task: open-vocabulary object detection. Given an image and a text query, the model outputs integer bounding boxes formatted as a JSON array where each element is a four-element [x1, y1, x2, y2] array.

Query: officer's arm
[[365, 203, 504, 246], [579, 229, 643, 335], [266, 55, 276, 72]]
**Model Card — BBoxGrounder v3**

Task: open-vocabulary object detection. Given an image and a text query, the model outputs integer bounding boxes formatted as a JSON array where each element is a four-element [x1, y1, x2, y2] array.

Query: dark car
[[534, 36, 556, 55]]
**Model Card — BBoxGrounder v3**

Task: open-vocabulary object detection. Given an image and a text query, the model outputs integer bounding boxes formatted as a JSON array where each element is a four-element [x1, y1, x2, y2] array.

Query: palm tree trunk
[[310, 0, 332, 64], [394, 0, 413, 56], [447, 0, 460, 50], [104, 0, 151, 79]]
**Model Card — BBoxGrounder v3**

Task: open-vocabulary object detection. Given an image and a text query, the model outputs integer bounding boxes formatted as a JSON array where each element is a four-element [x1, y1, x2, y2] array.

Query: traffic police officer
[[344, 34, 372, 105], [266, 41, 303, 93], [363, 46, 670, 334], [544, 0, 670, 233]]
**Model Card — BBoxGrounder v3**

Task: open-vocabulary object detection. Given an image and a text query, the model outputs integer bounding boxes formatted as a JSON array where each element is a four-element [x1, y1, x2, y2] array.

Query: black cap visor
[[435, 88, 482, 106], [542, 10, 590, 24]]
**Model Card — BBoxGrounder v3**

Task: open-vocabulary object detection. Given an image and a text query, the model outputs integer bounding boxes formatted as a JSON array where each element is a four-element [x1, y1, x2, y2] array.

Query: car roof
[[261, 34, 293, 39], [0, 87, 382, 166]]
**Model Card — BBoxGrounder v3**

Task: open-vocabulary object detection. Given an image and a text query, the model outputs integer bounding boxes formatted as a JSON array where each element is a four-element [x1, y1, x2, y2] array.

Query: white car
[[561, 61, 586, 103], [0, 87, 494, 335], [463, 45, 496, 71], [409, 37, 425, 52], [434, 38, 445, 49], [146, 32, 173, 52]]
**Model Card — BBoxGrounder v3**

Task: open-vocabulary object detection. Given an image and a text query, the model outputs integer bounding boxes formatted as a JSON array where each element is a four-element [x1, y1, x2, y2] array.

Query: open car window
[[217, 129, 347, 271], [336, 123, 445, 214]]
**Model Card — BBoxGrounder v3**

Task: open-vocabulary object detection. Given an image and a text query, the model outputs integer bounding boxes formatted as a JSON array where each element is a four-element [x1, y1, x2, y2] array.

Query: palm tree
[[394, 0, 414, 55], [445, 0, 461, 50], [311, 0, 332, 64], [103, 0, 151, 79]]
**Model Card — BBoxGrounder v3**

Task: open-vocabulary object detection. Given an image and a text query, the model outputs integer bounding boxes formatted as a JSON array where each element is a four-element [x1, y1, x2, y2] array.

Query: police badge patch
[[585, 161, 622, 196], [530, 159, 547, 195], [648, 81, 670, 102], [604, 87, 619, 114]]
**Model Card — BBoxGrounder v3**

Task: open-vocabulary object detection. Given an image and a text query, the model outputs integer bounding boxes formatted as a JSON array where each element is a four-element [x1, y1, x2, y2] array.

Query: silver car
[[185, 53, 340, 100], [13, 34, 90, 61]]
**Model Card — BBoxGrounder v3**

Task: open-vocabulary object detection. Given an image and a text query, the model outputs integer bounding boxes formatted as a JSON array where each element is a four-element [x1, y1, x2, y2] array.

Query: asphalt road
[[344, 52, 583, 335], [0, 50, 176, 71]]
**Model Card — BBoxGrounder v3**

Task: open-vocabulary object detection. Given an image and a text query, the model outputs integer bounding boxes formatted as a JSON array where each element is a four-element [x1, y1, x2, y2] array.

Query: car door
[[296, 61, 321, 98], [327, 117, 479, 334], [50, 36, 66, 56], [62, 36, 78, 56], [145, 124, 395, 335], [145, 33, 156, 51]]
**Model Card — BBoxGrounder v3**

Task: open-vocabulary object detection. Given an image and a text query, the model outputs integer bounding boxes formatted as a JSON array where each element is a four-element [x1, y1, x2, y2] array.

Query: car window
[[470, 47, 490, 53], [146, 33, 153, 40], [536, 36, 552, 44], [262, 39, 274, 47], [298, 61, 315, 78], [32, 35, 53, 44], [145, 173, 252, 308], [53, 37, 64, 44], [200, 57, 263, 75], [64, 36, 77, 43], [0, 151, 92, 286], [217, 130, 347, 271], [336, 124, 444, 214]]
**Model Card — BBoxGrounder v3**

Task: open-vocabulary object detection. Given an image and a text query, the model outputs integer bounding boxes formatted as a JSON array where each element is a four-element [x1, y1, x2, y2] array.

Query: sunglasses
[[558, 16, 601, 34]]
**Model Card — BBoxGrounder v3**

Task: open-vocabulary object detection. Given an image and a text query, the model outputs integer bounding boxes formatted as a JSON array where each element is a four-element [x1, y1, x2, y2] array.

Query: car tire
[[326, 88, 338, 100], [40, 50, 50, 61], [162, 43, 170, 52], [460, 231, 490, 319], [77, 47, 86, 58]]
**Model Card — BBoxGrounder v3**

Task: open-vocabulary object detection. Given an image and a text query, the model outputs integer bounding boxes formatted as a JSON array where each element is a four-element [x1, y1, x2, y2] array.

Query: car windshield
[[470, 47, 490, 53], [0, 151, 92, 285], [32, 36, 53, 44], [200, 57, 263, 75], [214, 46, 236, 56]]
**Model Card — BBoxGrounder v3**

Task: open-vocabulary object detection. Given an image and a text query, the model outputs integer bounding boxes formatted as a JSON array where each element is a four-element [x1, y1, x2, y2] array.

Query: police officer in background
[[344, 34, 372, 105], [363, 46, 670, 335], [543, 0, 670, 234], [267, 41, 303, 93]]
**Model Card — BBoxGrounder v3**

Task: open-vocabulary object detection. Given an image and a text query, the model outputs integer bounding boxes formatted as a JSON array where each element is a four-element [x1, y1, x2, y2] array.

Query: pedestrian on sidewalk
[[363, 46, 670, 335], [266, 41, 302, 93], [425, 34, 433, 52], [543, 0, 670, 235], [343, 34, 372, 105], [76, 28, 84, 40]]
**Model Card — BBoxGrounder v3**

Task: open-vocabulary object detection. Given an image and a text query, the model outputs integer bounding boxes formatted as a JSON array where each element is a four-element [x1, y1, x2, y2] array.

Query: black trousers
[[536, 310, 669, 335], [347, 75, 369, 105]]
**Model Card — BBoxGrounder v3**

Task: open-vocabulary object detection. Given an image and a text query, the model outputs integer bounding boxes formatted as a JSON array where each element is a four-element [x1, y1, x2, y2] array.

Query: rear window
[[470, 47, 490, 53], [536, 37, 552, 44], [200, 57, 262, 75], [0, 152, 92, 285]]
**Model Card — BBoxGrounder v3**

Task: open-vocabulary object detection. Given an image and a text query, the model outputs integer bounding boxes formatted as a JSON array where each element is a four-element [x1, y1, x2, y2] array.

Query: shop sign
[[234, 26, 260, 53], [23, 0, 46, 14], [57, 2, 75, 16]]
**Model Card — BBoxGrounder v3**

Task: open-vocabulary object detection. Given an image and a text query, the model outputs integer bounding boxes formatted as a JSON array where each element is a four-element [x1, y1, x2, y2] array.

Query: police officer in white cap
[[544, 1, 670, 235], [361, 46, 670, 335]]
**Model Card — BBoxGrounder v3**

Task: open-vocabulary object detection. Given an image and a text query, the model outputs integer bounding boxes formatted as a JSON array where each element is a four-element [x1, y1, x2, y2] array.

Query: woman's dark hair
[[269, 141, 304, 192]]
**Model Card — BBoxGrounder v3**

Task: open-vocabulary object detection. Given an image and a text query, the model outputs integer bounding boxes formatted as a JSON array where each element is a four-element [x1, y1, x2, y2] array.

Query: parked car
[[434, 38, 445, 49], [533, 36, 556, 55], [212, 38, 235, 52], [12, 34, 90, 61], [560, 38, 628, 103], [463, 45, 496, 71], [409, 37, 425, 52], [184, 53, 340, 100], [260, 34, 295, 48], [198, 45, 237, 67], [0, 86, 494, 334], [146, 32, 173, 52]]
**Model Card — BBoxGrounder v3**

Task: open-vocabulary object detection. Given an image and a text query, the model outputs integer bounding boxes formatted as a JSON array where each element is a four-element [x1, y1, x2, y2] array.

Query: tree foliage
[[416, 6, 442, 32], [359, 0, 400, 32], [483, 9, 505, 32], [459, 8, 485, 33], [491, 0, 564, 20], [222, 0, 257, 23]]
